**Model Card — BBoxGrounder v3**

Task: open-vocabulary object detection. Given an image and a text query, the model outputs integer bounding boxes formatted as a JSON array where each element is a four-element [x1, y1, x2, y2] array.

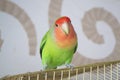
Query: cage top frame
[[1, 60, 120, 80]]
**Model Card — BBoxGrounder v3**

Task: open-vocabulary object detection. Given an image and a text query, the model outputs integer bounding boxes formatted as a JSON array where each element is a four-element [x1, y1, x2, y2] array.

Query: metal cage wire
[[1, 60, 120, 80]]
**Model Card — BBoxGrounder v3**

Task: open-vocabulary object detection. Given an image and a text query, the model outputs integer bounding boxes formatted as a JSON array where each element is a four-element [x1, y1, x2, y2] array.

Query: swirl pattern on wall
[[73, 8, 120, 66], [0, 0, 37, 55], [82, 8, 120, 56]]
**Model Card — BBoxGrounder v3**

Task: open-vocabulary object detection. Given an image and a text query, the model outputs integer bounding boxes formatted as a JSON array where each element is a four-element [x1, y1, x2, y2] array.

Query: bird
[[40, 16, 77, 70]]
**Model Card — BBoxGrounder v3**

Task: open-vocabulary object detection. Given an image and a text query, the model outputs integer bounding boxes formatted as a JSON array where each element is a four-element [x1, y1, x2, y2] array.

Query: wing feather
[[74, 43, 78, 53], [40, 31, 48, 58]]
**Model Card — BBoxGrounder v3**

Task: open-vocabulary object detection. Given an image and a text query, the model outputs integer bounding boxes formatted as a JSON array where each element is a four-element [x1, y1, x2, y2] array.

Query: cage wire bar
[[0, 60, 120, 80]]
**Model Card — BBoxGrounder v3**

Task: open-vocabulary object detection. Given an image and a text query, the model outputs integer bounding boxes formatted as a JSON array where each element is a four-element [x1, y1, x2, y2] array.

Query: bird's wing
[[74, 43, 78, 53], [40, 31, 48, 58]]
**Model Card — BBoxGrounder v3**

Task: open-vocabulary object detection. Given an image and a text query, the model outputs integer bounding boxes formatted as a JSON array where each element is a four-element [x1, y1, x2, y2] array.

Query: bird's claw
[[66, 64, 74, 70]]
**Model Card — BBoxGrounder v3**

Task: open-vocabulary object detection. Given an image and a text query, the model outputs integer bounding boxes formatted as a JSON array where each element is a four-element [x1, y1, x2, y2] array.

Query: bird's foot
[[65, 64, 74, 70]]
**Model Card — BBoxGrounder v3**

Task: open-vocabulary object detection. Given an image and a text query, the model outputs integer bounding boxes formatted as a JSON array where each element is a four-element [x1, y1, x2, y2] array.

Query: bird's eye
[[69, 21, 71, 23], [55, 24, 58, 27]]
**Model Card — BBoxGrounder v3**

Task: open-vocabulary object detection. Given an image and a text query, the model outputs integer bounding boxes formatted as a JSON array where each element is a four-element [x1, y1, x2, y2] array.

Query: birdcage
[[1, 60, 120, 80]]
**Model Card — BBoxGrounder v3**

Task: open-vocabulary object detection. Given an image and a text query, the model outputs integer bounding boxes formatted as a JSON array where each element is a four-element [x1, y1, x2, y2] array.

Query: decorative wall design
[[82, 8, 120, 44], [72, 8, 120, 66], [82, 7, 120, 57], [0, 0, 37, 55], [82, 8, 104, 44]]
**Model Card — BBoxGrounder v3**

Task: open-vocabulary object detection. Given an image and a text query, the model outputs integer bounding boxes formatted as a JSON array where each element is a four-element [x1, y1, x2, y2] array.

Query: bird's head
[[55, 16, 71, 35], [54, 16, 77, 47]]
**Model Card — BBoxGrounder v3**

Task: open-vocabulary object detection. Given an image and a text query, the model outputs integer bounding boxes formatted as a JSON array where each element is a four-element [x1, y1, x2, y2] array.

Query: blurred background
[[0, 0, 120, 78]]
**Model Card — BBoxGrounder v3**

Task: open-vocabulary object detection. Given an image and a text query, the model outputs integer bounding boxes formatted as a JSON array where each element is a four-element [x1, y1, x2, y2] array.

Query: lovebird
[[40, 16, 77, 70]]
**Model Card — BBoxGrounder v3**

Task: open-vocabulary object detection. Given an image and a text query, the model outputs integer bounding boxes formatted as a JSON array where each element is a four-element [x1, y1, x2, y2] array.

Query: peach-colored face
[[54, 16, 77, 47]]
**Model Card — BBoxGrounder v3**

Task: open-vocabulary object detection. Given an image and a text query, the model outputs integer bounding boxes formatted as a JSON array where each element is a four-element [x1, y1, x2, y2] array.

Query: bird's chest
[[47, 45, 73, 65], [46, 40, 73, 58]]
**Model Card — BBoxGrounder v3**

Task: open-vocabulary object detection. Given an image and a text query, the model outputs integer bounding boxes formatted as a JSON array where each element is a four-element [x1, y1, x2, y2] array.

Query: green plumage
[[40, 27, 77, 70], [40, 16, 77, 70]]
